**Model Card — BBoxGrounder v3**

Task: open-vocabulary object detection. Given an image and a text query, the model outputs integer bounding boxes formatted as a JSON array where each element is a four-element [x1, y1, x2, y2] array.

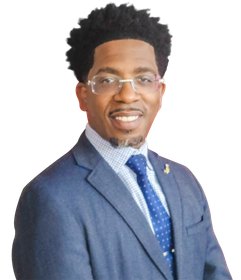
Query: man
[[12, 3, 232, 280]]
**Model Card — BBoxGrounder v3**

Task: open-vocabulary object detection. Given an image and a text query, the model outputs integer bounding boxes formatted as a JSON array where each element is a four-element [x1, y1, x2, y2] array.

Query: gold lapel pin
[[164, 164, 170, 174]]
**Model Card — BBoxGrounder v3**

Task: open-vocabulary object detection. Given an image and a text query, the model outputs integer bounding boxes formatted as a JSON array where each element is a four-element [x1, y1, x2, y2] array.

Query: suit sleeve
[[193, 178, 232, 280], [12, 183, 94, 280]]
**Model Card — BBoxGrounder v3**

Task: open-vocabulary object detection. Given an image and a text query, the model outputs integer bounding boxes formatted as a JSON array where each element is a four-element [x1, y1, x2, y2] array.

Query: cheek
[[152, 93, 162, 114], [146, 94, 163, 112], [142, 95, 163, 126], [86, 94, 111, 118]]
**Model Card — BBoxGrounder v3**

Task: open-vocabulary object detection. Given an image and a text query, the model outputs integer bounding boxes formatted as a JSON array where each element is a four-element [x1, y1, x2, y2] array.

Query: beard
[[109, 135, 144, 148]]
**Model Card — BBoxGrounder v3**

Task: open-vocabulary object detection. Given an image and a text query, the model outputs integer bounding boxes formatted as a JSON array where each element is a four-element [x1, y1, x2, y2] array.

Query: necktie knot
[[125, 154, 147, 177]]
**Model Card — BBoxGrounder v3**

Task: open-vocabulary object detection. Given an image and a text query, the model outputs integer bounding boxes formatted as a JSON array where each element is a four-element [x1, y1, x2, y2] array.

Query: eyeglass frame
[[87, 73, 165, 95]]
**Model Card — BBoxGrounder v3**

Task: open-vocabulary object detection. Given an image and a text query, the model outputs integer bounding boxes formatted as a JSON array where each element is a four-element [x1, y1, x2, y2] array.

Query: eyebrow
[[95, 66, 157, 76]]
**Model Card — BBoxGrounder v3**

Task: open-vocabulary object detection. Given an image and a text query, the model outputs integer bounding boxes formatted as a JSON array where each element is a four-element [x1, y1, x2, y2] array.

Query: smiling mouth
[[110, 115, 142, 130], [115, 116, 139, 122]]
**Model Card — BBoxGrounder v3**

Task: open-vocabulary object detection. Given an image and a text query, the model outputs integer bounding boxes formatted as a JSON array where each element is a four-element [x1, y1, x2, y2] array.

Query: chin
[[109, 135, 144, 148]]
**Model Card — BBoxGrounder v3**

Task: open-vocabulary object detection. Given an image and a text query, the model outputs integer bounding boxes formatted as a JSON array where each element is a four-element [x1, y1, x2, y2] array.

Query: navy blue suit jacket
[[12, 132, 232, 279]]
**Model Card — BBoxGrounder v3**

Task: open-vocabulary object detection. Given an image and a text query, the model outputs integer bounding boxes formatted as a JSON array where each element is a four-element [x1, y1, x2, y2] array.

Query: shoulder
[[148, 149, 194, 175], [19, 148, 90, 206], [148, 149, 204, 200]]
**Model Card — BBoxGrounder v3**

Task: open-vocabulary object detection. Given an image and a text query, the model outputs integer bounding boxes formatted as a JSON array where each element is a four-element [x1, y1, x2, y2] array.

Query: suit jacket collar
[[72, 132, 180, 280]]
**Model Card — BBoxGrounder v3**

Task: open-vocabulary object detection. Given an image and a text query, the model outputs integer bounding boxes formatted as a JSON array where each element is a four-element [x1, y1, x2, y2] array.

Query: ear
[[159, 82, 166, 109], [76, 82, 88, 111]]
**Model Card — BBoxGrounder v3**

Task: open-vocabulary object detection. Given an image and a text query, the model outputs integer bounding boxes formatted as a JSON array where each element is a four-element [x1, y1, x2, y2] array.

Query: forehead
[[88, 39, 158, 77]]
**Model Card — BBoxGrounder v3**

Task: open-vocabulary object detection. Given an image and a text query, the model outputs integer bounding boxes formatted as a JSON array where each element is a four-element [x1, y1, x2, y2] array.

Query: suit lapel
[[148, 151, 184, 279], [72, 133, 173, 280]]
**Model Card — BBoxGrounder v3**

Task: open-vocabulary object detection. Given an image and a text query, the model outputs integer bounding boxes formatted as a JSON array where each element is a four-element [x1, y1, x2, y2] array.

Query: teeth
[[115, 116, 139, 122]]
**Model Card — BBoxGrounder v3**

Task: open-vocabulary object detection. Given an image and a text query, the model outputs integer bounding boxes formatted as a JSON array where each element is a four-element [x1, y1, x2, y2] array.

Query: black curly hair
[[66, 3, 172, 83]]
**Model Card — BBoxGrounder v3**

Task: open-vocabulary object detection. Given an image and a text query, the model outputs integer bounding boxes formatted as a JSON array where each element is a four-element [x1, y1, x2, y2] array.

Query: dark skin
[[76, 39, 166, 149]]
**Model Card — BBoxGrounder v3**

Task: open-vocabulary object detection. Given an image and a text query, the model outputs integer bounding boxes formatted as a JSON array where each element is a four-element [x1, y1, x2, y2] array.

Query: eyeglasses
[[87, 73, 165, 95]]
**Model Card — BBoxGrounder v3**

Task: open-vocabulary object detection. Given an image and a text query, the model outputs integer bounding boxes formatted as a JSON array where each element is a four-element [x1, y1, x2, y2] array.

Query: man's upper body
[[13, 128, 231, 280], [12, 3, 232, 280]]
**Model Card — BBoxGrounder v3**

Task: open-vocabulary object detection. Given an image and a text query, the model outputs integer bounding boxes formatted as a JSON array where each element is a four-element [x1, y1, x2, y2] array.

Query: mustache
[[109, 108, 144, 116]]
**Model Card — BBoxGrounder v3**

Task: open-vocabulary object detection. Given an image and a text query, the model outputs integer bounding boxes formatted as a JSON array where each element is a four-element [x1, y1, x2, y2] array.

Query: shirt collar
[[85, 124, 153, 173]]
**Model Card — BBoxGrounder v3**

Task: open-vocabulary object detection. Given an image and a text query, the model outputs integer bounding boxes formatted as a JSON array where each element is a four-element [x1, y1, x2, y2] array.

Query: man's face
[[76, 39, 165, 148]]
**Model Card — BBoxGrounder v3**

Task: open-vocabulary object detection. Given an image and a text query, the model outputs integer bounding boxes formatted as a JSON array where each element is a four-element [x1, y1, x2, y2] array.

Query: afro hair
[[66, 3, 172, 82]]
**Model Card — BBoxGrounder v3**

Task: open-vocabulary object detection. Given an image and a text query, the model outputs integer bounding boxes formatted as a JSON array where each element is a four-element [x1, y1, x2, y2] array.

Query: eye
[[98, 77, 116, 84], [136, 75, 154, 83]]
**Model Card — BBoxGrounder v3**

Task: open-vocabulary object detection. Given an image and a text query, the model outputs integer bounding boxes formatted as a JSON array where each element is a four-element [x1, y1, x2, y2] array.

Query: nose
[[113, 81, 141, 104]]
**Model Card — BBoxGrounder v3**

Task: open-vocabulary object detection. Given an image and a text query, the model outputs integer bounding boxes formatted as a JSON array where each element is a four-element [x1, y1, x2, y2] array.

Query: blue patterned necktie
[[126, 154, 175, 276]]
